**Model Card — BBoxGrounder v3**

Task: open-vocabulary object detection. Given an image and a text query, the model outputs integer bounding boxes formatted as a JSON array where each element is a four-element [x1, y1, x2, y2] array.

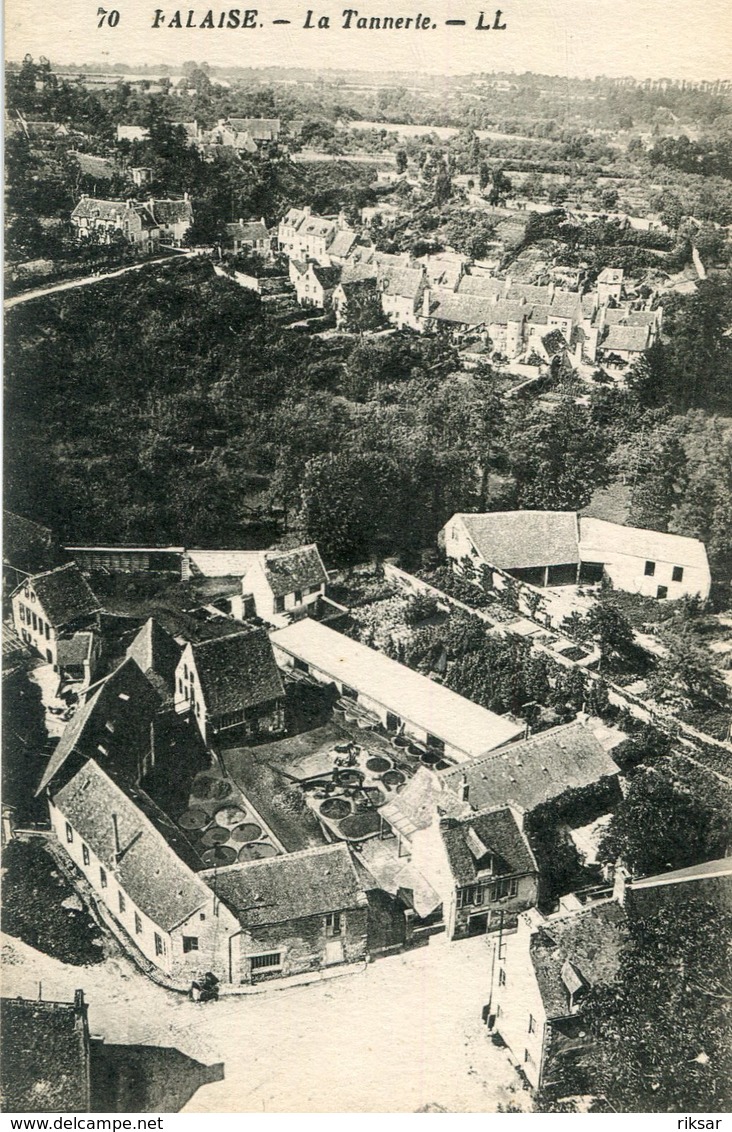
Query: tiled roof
[[126, 617, 182, 690], [340, 262, 377, 284], [191, 629, 284, 716], [455, 510, 580, 570], [202, 843, 366, 927], [506, 283, 552, 304], [526, 302, 550, 327], [380, 765, 469, 840], [150, 198, 193, 224], [3, 510, 57, 572], [301, 217, 337, 239], [228, 117, 279, 140], [379, 264, 424, 300], [310, 264, 341, 290], [328, 230, 357, 258], [0, 996, 89, 1112], [579, 517, 709, 571], [56, 631, 95, 668], [530, 901, 627, 1018], [487, 301, 527, 325], [457, 274, 504, 300], [70, 198, 158, 229], [21, 563, 100, 628], [281, 207, 309, 229], [600, 324, 651, 353], [598, 267, 623, 284], [226, 219, 268, 242], [52, 760, 212, 931], [36, 657, 161, 795], [438, 722, 619, 813], [550, 290, 582, 319], [261, 544, 328, 598], [441, 807, 537, 886], [424, 289, 492, 327]]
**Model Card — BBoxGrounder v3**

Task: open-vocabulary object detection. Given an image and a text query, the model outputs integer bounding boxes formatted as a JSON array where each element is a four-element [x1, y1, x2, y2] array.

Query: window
[[274, 595, 285, 614], [644, 560, 656, 577], [657, 585, 668, 599], [528, 1014, 536, 1034], [495, 877, 519, 900], [524, 1049, 533, 1066], [200, 912, 206, 921], [325, 912, 342, 937], [45, 624, 50, 640], [19, 605, 25, 623], [183, 936, 199, 953], [82, 843, 90, 866], [38, 619, 44, 636], [672, 565, 684, 583], [309, 584, 322, 595], [31, 612, 38, 631], [135, 912, 143, 935], [498, 968, 506, 987], [118, 891, 126, 914], [154, 933, 164, 957], [65, 822, 74, 844], [251, 952, 281, 971], [100, 867, 107, 888], [294, 589, 303, 604]]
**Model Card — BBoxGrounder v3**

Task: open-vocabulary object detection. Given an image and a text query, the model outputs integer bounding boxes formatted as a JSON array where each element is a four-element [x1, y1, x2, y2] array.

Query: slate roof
[[191, 629, 285, 717], [438, 722, 619, 814], [150, 198, 193, 224], [487, 301, 527, 325], [0, 995, 90, 1113], [506, 283, 552, 304], [526, 302, 551, 327], [454, 510, 580, 570], [203, 843, 366, 927], [36, 657, 161, 795], [441, 807, 537, 886], [281, 207, 308, 230], [579, 517, 710, 571], [261, 544, 328, 597], [21, 563, 100, 628], [70, 198, 157, 228], [52, 760, 212, 931], [301, 216, 337, 239], [602, 306, 656, 327], [310, 264, 341, 291], [530, 901, 627, 1018]]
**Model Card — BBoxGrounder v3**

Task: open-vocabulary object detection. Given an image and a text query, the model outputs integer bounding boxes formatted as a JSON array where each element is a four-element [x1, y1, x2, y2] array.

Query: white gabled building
[[578, 518, 711, 601], [11, 563, 101, 667], [232, 544, 328, 626]]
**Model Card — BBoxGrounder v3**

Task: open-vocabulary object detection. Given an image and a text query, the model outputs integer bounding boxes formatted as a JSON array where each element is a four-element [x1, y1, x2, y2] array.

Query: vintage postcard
[[2, 0, 731, 1117]]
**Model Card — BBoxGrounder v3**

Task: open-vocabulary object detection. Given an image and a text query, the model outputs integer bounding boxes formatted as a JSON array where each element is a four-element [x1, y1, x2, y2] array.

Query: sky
[[4, 0, 732, 80]]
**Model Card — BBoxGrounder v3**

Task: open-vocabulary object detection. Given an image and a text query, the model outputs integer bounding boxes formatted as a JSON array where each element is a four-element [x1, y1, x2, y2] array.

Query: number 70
[[97, 7, 120, 25]]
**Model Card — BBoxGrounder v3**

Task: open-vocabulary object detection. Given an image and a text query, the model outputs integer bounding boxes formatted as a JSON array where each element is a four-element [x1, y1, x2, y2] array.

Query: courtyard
[[0, 926, 530, 1113]]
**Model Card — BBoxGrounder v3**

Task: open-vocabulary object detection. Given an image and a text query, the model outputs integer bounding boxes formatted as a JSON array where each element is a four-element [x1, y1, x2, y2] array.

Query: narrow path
[[4, 251, 191, 310]]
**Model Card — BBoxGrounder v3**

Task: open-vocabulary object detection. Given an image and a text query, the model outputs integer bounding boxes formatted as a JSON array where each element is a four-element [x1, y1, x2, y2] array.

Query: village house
[[48, 759, 238, 984], [232, 544, 329, 626], [578, 517, 711, 600], [488, 856, 732, 1093], [130, 166, 152, 187], [225, 218, 271, 256], [202, 843, 369, 983], [596, 266, 624, 305], [227, 117, 280, 143], [175, 628, 285, 746], [35, 657, 163, 797], [11, 562, 101, 667], [441, 511, 711, 600], [332, 276, 380, 326], [289, 260, 341, 308], [70, 197, 160, 252], [270, 618, 525, 762], [0, 991, 91, 1113], [408, 806, 539, 940], [148, 195, 193, 245], [125, 616, 183, 703], [381, 722, 620, 858], [378, 263, 426, 331], [56, 631, 101, 692]]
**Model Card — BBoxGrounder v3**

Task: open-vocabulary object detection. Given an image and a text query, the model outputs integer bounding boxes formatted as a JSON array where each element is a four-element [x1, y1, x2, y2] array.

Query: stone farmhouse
[[70, 197, 160, 252], [441, 510, 712, 600]]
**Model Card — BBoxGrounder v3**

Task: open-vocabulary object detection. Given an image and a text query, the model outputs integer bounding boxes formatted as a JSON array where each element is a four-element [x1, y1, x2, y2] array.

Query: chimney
[[461, 775, 470, 803], [422, 287, 432, 319], [112, 812, 122, 861], [74, 989, 85, 1014]]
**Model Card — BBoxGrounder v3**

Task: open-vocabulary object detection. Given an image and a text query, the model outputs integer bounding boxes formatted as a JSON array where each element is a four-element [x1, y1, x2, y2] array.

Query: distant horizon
[[5, 0, 731, 84]]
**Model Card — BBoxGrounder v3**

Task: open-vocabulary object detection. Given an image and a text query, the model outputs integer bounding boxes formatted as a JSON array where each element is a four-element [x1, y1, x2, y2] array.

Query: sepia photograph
[[2, 0, 732, 1117]]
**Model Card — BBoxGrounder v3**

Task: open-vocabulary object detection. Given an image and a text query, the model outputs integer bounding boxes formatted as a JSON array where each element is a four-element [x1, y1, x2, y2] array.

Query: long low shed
[[270, 619, 524, 763]]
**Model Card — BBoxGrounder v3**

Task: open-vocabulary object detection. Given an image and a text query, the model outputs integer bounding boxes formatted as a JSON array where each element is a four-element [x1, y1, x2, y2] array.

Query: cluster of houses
[[273, 207, 662, 364], [70, 194, 194, 249], [2, 507, 722, 1099], [116, 116, 281, 157]]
